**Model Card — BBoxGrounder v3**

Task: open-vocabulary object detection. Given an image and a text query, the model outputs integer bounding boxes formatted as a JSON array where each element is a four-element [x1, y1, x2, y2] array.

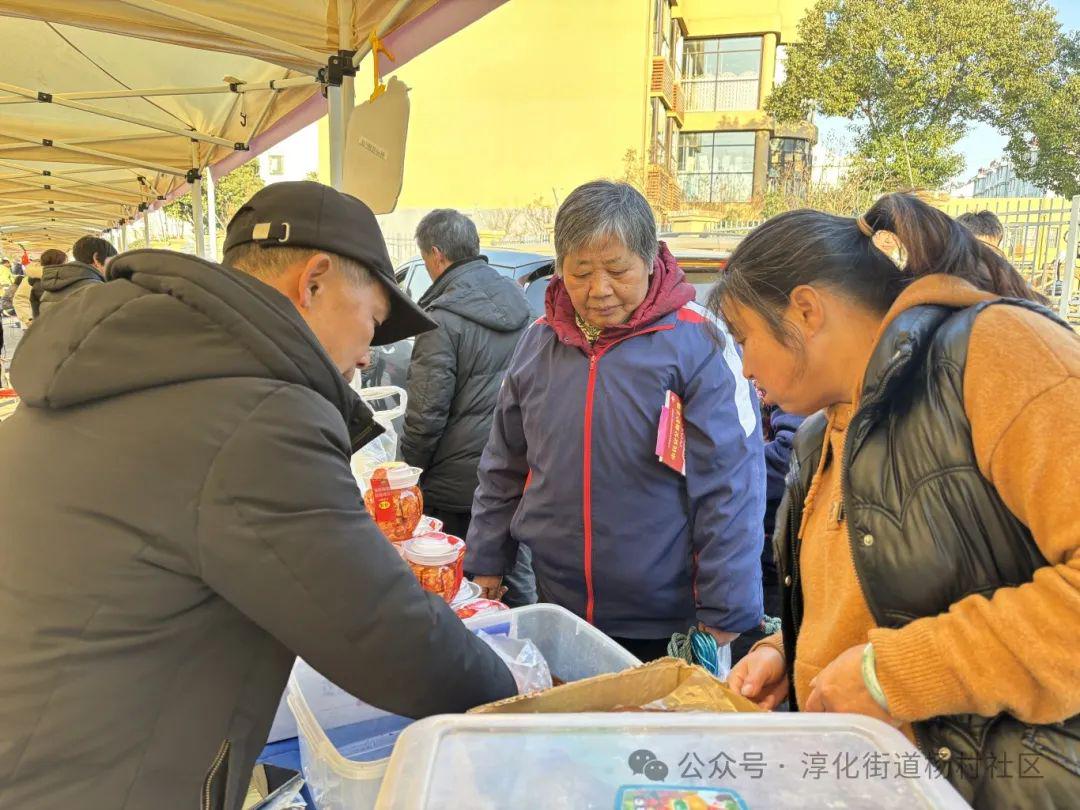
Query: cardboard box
[[471, 657, 761, 715]]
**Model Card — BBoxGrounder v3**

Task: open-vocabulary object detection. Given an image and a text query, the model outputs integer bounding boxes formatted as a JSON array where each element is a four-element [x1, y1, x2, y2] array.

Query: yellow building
[[336, 0, 816, 238]]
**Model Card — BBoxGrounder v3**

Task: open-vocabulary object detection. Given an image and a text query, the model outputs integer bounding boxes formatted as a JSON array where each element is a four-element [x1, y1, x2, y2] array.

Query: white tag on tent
[[343, 76, 410, 214]]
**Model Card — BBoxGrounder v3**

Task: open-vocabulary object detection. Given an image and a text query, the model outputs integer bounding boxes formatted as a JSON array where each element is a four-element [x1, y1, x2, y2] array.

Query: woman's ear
[[788, 284, 827, 339]]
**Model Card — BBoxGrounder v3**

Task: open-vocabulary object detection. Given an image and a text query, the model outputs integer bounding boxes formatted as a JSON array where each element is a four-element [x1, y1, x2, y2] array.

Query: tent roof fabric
[[0, 0, 506, 250]]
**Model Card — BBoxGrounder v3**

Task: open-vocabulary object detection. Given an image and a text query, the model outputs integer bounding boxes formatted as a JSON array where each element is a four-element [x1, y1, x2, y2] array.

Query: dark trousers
[[611, 636, 673, 662]]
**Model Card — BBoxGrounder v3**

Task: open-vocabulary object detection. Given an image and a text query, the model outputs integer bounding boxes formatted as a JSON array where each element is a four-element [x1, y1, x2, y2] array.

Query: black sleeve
[[195, 384, 516, 718], [401, 312, 457, 472]]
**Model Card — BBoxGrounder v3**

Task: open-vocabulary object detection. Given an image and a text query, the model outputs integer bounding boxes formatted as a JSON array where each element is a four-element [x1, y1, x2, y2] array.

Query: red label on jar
[[371, 474, 396, 523]]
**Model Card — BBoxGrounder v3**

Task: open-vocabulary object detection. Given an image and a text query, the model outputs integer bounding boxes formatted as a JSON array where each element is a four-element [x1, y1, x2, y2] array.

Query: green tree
[[1007, 30, 1080, 197], [164, 160, 266, 230], [768, 0, 1060, 190]]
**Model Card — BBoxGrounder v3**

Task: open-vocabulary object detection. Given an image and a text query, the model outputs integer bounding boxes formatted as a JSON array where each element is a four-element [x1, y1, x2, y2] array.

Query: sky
[[816, 0, 1080, 184]]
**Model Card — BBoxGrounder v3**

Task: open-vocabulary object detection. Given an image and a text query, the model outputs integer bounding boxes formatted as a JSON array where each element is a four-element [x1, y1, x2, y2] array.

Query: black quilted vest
[[774, 299, 1080, 808]]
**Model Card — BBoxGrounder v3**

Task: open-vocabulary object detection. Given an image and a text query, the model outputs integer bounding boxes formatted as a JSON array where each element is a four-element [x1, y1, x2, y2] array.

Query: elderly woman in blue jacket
[[467, 181, 766, 660]]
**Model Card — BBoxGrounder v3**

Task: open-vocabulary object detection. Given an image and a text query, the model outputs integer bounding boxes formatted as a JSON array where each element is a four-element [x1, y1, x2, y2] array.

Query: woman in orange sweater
[[719, 192, 1079, 807]]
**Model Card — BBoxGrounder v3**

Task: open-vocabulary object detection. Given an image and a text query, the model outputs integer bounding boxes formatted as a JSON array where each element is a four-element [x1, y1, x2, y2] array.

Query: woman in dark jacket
[[467, 181, 766, 661], [721, 193, 1079, 807], [27, 249, 68, 320]]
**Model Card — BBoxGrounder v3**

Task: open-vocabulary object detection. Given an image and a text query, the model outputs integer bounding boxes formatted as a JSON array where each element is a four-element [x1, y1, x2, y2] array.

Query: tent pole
[[328, 84, 346, 190], [119, 221, 128, 253], [327, 0, 355, 191], [144, 212, 152, 248], [0, 129, 188, 176], [0, 82, 245, 149], [0, 76, 319, 105], [191, 174, 205, 258], [206, 171, 218, 262]]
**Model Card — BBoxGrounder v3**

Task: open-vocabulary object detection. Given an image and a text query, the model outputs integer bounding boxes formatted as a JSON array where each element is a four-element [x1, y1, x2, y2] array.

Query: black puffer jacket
[[0, 250, 515, 810], [775, 299, 1079, 808], [36, 261, 103, 317], [401, 258, 531, 511]]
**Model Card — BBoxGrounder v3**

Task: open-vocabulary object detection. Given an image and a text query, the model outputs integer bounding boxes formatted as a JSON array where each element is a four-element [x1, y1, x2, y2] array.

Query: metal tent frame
[[0, 0, 508, 257]]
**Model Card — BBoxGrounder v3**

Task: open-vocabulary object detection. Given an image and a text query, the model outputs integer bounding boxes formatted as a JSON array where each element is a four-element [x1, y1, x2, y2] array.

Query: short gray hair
[[223, 243, 371, 287], [554, 180, 658, 274], [415, 209, 480, 263]]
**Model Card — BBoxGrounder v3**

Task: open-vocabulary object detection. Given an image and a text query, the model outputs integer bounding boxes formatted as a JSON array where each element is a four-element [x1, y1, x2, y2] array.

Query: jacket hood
[[544, 241, 695, 352], [40, 261, 103, 293], [11, 249, 377, 447], [420, 258, 531, 333]]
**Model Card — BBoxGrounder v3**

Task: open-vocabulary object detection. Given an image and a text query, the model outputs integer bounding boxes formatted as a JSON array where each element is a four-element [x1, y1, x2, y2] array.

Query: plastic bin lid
[[375, 713, 971, 809]]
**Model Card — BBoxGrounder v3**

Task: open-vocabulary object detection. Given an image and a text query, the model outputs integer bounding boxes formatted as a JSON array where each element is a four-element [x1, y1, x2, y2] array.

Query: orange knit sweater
[[760, 274, 1080, 728]]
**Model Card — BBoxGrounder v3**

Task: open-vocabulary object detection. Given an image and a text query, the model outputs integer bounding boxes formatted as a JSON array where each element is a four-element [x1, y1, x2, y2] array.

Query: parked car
[[360, 248, 552, 390]]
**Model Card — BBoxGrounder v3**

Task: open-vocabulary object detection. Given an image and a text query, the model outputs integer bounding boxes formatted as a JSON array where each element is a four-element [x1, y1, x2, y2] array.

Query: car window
[[523, 276, 551, 318], [406, 263, 433, 301]]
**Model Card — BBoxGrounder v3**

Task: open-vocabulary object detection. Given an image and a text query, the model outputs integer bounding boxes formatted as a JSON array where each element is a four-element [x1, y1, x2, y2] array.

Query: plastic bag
[[350, 385, 407, 490], [478, 630, 553, 695]]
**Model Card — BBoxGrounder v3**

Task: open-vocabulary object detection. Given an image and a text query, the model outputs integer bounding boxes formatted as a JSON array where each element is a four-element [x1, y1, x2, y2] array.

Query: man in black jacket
[[402, 210, 531, 536], [0, 182, 516, 810], [401, 209, 536, 604]]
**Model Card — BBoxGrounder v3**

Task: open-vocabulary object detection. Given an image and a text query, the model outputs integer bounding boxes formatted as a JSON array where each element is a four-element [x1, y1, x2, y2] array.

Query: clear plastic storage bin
[[284, 604, 640, 809], [376, 713, 971, 809]]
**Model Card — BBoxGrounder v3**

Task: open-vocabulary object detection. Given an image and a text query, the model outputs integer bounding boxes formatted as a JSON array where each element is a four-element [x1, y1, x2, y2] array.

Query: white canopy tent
[[0, 0, 506, 253]]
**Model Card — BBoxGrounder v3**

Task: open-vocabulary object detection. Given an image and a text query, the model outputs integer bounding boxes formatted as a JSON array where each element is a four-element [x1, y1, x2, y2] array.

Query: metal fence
[[936, 196, 1080, 323], [384, 234, 415, 265]]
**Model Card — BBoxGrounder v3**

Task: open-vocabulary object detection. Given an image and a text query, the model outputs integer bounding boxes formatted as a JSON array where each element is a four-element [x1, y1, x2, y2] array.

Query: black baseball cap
[[224, 181, 435, 346]]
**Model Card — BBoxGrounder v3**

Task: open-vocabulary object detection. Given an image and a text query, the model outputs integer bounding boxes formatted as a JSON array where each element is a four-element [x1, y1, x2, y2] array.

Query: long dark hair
[[710, 193, 1046, 344]]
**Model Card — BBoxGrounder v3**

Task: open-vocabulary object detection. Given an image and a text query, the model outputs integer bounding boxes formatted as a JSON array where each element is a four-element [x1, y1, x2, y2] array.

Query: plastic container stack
[[361, 463, 506, 617], [285, 605, 640, 810]]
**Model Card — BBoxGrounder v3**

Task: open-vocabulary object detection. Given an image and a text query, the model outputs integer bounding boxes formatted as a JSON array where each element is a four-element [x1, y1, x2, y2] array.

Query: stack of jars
[[362, 463, 505, 618]]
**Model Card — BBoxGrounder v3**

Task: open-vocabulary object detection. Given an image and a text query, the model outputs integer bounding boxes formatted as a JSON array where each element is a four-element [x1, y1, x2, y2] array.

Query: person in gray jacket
[[402, 210, 537, 605], [36, 235, 115, 317], [0, 182, 516, 810]]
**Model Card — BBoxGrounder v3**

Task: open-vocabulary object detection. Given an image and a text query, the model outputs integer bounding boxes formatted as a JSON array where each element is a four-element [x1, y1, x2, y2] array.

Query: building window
[[769, 137, 812, 197], [649, 98, 676, 172], [677, 131, 756, 203], [268, 155, 285, 176], [653, 0, 673, 60], [682, 37, 762, 112]]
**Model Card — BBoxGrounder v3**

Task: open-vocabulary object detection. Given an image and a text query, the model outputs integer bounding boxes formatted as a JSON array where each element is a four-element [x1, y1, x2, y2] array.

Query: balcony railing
[[683, 77, 760, 112], [647, 162, 683, 211], [668, 81, 685, 126]]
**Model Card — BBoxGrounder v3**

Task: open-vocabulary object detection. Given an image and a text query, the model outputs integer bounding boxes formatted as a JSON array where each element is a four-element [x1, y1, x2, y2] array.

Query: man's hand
[[804, 644, 900, 726], [727, 646, 788, 710], [472, 575, 506, 601]]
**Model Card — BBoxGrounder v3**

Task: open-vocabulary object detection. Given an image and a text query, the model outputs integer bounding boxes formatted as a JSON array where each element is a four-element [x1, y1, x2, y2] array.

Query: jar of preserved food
[[363, 463, 423, 542], [403, 533, 466, 603]]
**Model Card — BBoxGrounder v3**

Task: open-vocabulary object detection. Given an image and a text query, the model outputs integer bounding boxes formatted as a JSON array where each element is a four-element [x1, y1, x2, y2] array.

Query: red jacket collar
[[544, 242, 695, 353]]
